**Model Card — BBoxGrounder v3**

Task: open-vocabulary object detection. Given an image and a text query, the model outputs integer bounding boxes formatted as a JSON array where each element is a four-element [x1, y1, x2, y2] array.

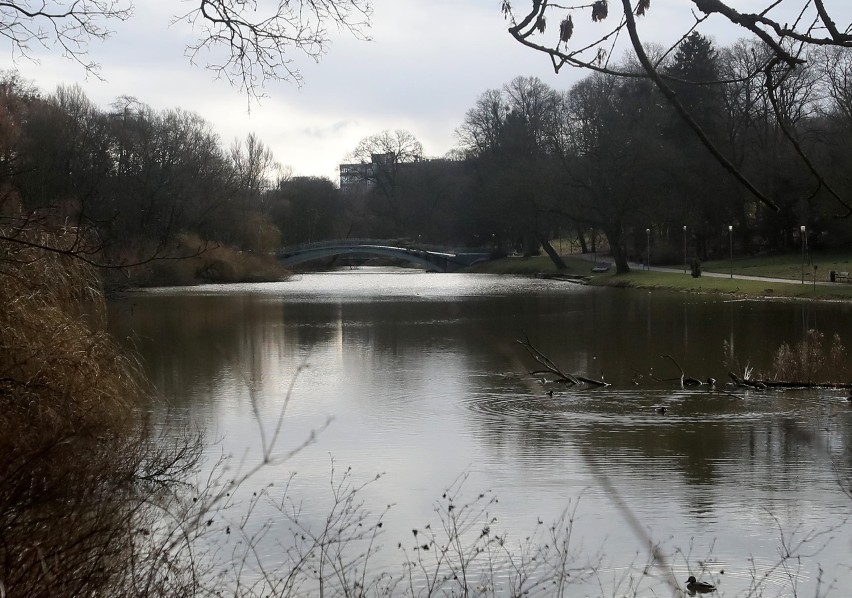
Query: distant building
[[339, 153, 395, 191]]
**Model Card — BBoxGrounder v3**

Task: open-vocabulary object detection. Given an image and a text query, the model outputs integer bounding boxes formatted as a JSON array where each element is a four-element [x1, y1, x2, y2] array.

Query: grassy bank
[[700, 251, 852, 282], [589, 269, 852, 300], [466, 253, 852, 301]]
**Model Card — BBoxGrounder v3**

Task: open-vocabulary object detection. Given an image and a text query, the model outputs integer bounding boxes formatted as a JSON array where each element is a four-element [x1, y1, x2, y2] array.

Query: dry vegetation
[[0, 226, 201, 597], [764, 330, 848, 384], [128, 233, 288, 287], [725, 330, 851, 386]]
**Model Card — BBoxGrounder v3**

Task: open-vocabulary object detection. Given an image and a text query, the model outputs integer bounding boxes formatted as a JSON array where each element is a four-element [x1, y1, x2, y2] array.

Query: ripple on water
[[460, 385, 810, 427], [584, 559, 807, 598]]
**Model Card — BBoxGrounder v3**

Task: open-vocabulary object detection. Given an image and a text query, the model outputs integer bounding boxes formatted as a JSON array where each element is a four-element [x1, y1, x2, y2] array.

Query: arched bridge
[[275, 239, 493, 273]]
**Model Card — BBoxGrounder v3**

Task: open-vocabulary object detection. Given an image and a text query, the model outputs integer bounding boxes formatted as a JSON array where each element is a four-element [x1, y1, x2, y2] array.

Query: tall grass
[[765, 330, 848, 383], [0, 226, 200, 597]]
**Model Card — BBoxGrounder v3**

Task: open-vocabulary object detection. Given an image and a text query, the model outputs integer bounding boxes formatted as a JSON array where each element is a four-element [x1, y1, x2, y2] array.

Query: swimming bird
[[655, 406, 667, 414], [685, 576, 716, 593]]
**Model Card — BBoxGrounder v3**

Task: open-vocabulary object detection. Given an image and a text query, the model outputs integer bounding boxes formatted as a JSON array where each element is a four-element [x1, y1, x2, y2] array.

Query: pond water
[[109, 268, 852, 597]]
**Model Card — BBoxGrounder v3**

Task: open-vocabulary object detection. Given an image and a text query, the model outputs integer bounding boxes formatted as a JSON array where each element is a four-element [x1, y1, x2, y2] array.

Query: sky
[[9, 0, 846, 183]]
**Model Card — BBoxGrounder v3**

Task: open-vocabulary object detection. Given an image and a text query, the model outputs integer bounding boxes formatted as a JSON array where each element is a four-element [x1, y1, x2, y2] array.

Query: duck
[[685, 575, 716, 594], [655, 406, 667, 414]]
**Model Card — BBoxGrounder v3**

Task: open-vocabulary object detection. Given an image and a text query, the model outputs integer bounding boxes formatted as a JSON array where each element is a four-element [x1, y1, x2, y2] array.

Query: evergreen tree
[[666, 32, 722, 132]]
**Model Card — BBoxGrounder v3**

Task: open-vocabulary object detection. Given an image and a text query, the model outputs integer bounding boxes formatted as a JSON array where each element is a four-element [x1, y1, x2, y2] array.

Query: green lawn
[[465, 252, 852, 301], [588, 269, 852, 300], [700, 251, 852, 282]]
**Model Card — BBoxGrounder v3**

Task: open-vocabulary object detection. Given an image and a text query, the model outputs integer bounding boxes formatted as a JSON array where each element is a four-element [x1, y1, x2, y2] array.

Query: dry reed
[[0, 224, 200, 597]]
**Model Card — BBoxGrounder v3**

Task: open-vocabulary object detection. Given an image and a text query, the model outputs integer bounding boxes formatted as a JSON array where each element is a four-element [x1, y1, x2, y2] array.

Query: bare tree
[[457, 77, 567, 261], [230, 131, 279, 201], [815, 45, 852, 123], [455, 89, 508, 157], [347, 129, 424, 166], [345, 129, 423, 229], [1, 0, 372, 95]]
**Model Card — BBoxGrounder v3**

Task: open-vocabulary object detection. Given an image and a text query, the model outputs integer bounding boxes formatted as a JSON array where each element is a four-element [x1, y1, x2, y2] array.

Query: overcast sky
[[12, 0, 848, 183]]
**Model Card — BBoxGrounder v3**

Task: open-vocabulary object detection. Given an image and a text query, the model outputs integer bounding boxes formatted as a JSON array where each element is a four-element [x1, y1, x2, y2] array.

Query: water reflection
[[109, 269, 852, 596]]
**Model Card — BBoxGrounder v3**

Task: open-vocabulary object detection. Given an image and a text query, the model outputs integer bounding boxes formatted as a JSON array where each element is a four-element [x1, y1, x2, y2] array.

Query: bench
[[835, 271, 850, 282]]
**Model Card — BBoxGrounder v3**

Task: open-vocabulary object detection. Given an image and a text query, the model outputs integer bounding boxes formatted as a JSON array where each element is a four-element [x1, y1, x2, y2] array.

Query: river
[[109, 268, 852, 597]]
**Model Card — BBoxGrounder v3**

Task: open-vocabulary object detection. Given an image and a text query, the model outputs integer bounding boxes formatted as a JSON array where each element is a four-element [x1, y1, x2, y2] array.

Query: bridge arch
[[276, 240, 493, 272], [277, 244, 447, 272]]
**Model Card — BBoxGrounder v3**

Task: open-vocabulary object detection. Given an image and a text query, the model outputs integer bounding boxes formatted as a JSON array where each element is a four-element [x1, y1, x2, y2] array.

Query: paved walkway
[[639, 263, 827, 285], [581, 254, 834, 286]]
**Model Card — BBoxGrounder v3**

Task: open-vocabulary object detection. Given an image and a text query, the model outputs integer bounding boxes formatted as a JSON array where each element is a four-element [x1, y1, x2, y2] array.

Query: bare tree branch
[[175, 0, 372, 96], [0, 0, 131, 76], [0, 1, 373, 96]]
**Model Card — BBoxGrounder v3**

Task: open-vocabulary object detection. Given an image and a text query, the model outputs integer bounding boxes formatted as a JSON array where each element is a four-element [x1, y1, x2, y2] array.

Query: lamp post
[[728, 225, 733, 279], [800, 225, 806, 284], [683, 225, 687, 274], [646, 228, 650, 271]]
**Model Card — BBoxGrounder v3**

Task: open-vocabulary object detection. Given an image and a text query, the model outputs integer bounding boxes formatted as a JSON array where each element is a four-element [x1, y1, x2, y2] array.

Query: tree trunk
[[577, 227, 588, 254], [604, 229, 630, 273], [540, 237, 567, 270]]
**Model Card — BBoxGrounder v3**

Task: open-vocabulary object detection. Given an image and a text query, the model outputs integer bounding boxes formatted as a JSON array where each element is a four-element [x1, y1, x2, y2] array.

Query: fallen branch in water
[[516, 335, 609, 387], [728, 371, 852, 390], [661, 354, 708, 387]]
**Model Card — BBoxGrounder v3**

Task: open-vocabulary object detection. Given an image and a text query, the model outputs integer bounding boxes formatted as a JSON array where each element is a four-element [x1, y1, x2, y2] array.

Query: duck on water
[[685, 575, 716, 594]]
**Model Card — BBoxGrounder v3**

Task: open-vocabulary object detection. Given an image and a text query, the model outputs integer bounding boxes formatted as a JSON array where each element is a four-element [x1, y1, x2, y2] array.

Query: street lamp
[[728, 225, 733, 279], [646, 228, 651, 271], [800, 225, 806, 285], [683, 225, 687, 274]]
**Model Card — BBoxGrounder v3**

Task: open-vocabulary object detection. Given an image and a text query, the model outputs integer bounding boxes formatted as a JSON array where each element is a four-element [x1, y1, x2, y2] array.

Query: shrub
[[691, 258, 702, 278], [130, 233, 289, 286]]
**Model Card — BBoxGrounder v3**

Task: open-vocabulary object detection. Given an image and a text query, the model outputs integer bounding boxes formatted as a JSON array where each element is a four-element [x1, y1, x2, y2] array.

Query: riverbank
[[465, 253, 852, 301], [107, 237, 289, 289]]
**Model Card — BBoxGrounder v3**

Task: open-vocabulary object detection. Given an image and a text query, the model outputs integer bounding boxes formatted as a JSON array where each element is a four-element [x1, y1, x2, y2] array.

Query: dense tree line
[[3, 35, 852, 279], [345, 37, 852, 273], [0, 74, 354, 282], [0, 75, 283, 281]]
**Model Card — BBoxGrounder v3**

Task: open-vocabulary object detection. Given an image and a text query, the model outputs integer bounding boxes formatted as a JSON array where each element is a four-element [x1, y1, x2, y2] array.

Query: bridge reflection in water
[[275, 239, 494, 272]]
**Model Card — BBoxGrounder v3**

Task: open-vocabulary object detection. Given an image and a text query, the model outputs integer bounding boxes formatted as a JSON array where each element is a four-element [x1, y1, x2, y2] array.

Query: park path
[[635, 262, 827, 285], [579, 253, 837, 286]]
